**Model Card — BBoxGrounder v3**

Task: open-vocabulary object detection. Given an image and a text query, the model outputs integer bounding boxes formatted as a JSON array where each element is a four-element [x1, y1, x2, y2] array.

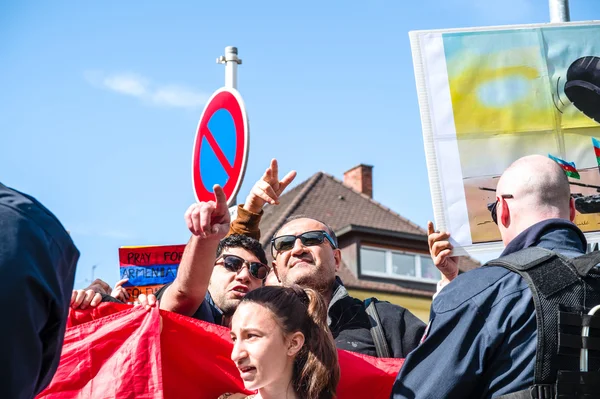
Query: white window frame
[[360, 245, 440, 283]]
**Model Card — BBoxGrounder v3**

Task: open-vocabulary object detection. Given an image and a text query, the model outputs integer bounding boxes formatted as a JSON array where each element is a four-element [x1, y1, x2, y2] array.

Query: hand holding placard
[[427, 221, 459, 286]]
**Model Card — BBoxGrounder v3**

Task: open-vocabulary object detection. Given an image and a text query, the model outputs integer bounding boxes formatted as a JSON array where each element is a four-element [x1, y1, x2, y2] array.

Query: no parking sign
[[192, 87, 249, 205]]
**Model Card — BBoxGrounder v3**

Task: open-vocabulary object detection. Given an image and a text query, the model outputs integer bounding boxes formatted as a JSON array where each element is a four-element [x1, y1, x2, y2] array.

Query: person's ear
[[272, 262, 280, 280], [500, 197, 511, 227], [333, 249, 342, 273], [287, 332, 305, 357], [569, 196, 576, 222]]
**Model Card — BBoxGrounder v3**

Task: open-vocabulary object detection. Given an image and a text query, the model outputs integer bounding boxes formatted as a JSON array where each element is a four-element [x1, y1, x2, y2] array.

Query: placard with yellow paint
[[410, 21, 600, 255]]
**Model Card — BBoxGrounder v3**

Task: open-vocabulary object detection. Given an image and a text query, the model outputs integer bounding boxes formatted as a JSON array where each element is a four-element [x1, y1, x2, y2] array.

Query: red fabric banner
[[38, 303, 403, 399]]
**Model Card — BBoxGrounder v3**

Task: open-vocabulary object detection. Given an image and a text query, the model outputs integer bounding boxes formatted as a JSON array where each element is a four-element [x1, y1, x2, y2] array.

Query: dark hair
[[276, 215, 338, 247], [242, 285, 339, 399], [216, 234, 268, 265]]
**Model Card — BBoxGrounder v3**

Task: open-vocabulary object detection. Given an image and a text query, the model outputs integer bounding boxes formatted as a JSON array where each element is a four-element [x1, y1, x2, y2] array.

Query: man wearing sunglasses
[[391, 155, 587, 399], [150, 186, 270, 327], [226, 160, 425, 358], [269, 217, 425, 358]]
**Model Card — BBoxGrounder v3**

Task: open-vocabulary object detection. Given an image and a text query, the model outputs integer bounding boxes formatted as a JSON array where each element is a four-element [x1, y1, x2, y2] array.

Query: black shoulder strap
[[485, 248, 580, 386], [488, 249, 600, 399], [570, 250, 600, 277], [364, 298, 392, 358]]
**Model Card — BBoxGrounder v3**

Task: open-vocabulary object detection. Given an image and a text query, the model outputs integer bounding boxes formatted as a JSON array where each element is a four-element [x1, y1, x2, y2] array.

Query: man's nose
[[235, 264, 252, 283], [290, 237, 306, 256]]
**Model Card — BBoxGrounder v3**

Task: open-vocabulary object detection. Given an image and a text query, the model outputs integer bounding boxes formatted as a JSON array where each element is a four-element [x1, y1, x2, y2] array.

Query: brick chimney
[[343, 164, 373, 198]]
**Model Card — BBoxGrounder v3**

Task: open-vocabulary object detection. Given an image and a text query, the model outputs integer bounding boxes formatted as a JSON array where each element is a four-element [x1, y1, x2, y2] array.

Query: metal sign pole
[[217, 46, 243, 207], [549, 0, 570, 22], [217, 46, 242, 90]]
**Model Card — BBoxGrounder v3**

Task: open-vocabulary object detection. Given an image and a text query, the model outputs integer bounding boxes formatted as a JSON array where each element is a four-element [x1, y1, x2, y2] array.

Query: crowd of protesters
[[4, 154, 598, 399]]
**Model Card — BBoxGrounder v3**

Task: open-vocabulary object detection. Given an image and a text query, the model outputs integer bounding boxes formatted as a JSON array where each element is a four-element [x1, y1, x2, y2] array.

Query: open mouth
[[238, 366, 256, 376], [231, 285, 249, 294]]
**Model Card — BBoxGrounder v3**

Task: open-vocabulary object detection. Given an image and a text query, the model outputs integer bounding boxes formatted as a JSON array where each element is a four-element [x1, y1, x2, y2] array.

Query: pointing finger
[[213, 185, 228, 211]]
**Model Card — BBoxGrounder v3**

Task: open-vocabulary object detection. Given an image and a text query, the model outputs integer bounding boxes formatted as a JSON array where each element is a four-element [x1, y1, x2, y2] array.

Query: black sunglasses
[[215, 254, 270, 280], [271, 230, 337, 258], [487, 194, 514, 224]]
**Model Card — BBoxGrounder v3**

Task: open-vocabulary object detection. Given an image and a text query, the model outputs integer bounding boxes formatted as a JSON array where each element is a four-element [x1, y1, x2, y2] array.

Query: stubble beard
[[213, 291, 241, 317], [282, 271, 334, 299]]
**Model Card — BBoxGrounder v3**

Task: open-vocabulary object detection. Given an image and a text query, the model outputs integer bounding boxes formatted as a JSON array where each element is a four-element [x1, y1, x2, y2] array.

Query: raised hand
[[184, 185, 230, 240], [111, 278, 131, 302], [244, 159, 296, 213], [427, 221, 459, 284]]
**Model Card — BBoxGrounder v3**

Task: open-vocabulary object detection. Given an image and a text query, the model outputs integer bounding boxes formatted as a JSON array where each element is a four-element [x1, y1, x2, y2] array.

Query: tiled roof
[[258, 171, 481, 285], [260, 172, 425, 243]]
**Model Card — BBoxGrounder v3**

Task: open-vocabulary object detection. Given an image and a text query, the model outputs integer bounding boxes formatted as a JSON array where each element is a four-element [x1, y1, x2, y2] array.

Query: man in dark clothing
[[0, 183, 79, 398], [154, 233, 269, 326], [74, 187, 270, 327], [391, 154, 584, 398], [230, 159, 425, 358], [271, 216, 425, 358]]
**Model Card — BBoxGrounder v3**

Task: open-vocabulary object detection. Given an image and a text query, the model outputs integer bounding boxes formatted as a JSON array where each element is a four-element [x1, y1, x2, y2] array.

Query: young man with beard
[[150, 186, 271, 327], [78, 186, 270, 328]]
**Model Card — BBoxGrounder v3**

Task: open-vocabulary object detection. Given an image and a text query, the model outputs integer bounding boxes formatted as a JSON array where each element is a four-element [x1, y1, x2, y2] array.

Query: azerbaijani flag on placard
[[548, 154, 581, 179], [592, 137, 600, 166]]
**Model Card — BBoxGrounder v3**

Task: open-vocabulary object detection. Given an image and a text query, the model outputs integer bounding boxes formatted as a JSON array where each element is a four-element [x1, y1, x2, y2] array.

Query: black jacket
[[0, 183, 79, 398], [329, 277, 425, 358], [391, 219, 587, 398]]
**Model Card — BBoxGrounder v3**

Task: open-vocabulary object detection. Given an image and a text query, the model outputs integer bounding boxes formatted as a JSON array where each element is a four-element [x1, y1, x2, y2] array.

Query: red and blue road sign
[[192, 87, 249, 205]]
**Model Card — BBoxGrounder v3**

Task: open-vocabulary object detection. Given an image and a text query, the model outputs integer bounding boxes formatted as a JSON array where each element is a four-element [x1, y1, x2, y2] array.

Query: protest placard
[[410, 21, 600, 255], [118, 245, 186, 302]]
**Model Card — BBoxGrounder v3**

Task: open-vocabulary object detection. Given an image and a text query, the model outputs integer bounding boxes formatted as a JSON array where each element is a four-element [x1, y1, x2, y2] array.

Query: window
[[360, 247, 386, 274], [360, 246, 441, 283]]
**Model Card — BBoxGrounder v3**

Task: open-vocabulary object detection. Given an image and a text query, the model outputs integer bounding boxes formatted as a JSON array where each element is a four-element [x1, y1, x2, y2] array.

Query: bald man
[[391, 155, 586, 398]]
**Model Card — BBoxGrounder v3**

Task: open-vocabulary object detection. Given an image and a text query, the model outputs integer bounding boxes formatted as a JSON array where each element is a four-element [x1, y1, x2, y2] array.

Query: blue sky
[[3, 0, 600, 288]]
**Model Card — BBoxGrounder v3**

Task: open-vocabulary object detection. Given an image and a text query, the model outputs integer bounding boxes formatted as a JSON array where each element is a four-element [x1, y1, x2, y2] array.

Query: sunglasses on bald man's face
[[487, 194, 514, 224], [270, 230, 337, 258], [215, 254, 270, 280]]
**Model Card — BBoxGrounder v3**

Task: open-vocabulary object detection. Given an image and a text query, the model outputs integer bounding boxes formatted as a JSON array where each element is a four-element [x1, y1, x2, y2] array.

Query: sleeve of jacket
[[227, 205, 263, 240], [390, 297, 492, 399], [377, 302, 426, 358], [0, 187, 79, 399]]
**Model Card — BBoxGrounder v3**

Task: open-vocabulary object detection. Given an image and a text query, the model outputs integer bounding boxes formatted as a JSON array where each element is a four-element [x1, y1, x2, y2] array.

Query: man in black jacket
[[232, 159, 425, 358], [0, 183, 79, 398], [270, 216, 425, 358]]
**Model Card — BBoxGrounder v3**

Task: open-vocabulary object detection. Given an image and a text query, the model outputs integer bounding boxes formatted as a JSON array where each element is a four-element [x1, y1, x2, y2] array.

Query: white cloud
[[85, 70, 208, 109], [103, 74, 148, 97], [151, 85, 209, 108]]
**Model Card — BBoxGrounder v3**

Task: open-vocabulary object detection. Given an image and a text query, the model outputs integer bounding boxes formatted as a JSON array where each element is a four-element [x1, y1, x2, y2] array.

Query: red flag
[[38, 304, 403, 399]]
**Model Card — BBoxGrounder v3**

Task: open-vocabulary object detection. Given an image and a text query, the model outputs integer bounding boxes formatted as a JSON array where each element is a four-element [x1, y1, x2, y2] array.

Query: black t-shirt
[[154, 282, 223, 325]]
